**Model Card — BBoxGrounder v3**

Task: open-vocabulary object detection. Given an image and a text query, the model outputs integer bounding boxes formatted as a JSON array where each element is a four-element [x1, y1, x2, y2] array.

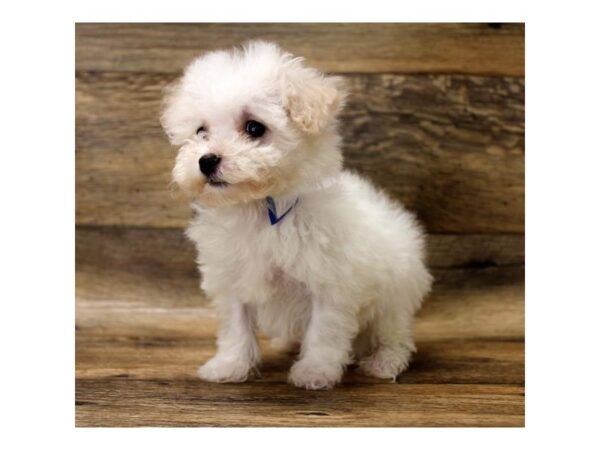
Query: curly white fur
[[161, 41, 432, 390]]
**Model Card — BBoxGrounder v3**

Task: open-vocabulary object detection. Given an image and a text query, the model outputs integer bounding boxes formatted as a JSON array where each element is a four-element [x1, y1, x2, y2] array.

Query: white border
[[3, 0, 600, 448]]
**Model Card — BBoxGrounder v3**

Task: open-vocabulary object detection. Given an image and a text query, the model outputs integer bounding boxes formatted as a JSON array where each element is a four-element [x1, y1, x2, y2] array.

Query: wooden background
[[75, 23, 525, 427]]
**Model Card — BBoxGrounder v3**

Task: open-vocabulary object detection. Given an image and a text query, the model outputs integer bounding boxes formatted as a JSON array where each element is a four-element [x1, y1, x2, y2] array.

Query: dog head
[[160, 41, 346, 207]]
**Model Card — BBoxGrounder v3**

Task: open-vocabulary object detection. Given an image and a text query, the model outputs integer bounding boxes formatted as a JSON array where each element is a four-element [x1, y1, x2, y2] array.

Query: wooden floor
[[75, 227, 524, 427]]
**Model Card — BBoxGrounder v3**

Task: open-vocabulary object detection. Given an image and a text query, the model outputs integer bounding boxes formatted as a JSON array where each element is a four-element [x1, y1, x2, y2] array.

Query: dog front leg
[[197, 301, 260, 383], [288, 293, 359, 390]]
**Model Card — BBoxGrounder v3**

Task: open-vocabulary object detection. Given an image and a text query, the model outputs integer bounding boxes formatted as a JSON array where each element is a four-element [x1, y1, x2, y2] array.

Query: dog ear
[[282, 60, 347, 134], [160, 79, 193, 146]]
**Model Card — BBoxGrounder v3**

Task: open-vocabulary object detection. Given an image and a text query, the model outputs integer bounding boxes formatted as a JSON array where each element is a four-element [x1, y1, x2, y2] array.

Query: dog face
[[161, 41, 346, 206]]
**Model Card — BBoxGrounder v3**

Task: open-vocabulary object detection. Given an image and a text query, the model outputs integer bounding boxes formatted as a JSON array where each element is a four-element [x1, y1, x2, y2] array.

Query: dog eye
[[196, 126, 207, 135], [245, 120, 266, 138]]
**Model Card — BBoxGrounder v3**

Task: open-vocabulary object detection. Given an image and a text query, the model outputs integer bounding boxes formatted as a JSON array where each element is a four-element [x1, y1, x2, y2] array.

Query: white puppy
[[161, 41, 432, 390]]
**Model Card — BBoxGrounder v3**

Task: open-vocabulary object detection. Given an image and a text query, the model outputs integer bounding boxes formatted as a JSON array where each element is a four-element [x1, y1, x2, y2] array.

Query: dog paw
[[357, 347, 411, 381], [197, 356, 254, 383], [288, 359, 342, 390]]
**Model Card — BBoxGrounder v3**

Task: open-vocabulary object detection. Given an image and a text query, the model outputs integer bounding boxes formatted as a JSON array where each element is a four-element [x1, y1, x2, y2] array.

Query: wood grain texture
[[76, 225, 525, 341], [76, 225, 524, 275], [76, 238, 524, 426], [75, 23, 524, 76], [76, 72, 524, 232], [75, 225, 524, 426], [77, 333, 524, 385], [76, 268, 525, 343], [76, 378, 524, 427]]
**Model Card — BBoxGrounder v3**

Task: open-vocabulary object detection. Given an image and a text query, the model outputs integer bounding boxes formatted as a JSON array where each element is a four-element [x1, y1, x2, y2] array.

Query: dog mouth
[[207, 177, 230, 188]]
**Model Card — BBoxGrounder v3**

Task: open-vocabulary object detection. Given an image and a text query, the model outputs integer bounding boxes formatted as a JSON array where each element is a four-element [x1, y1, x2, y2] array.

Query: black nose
[[199, 153, 221, 176]]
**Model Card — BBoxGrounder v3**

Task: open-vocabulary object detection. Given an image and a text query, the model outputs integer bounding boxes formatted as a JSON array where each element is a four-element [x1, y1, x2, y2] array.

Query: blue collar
[[265, 196, 299, 226]]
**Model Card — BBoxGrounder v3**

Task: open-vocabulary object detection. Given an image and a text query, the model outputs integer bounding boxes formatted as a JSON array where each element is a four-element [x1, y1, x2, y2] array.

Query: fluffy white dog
[[160, 41, 432, 390]]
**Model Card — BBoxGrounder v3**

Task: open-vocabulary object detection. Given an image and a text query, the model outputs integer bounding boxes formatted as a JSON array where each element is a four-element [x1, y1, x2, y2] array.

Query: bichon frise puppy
[[160, 41, 432, 390]]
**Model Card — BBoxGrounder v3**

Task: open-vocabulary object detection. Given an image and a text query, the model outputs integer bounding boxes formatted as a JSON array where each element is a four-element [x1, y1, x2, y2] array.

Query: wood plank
[[76, 378, 524, 426], [75, 228, 524, 427], [76, 226, 525, 340], [76, 285, 524, 426], [76, 72, 524, 233], [76, 332, 524, 427], [76, 225, 523, 274], [77, 333, 524, 386], [75, 225, 525, 286], [76, 225, 524, 341], [76, 269, 524, 342], [427, 234, 524, 268], [76, 226, 199, 308], [76, 306, 524, 427], [75, 23, 524, 76], [76, 301, 524, 426]]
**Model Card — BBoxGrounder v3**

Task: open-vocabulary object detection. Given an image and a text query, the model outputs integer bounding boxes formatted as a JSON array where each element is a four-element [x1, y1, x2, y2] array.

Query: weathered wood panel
[[76, 226, 524, 341], [75, 335, 524, 427], [76, 268, 524, 342], [75, 72, 524, 232], [75, 225, 524, 427], [77, 334, 524, 386], [75, 262, 524, 427], [75, 23, 524, 76], [76, 263, 524, 426], [76, 226, 523, 274], [76, 378, 524, 427]]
